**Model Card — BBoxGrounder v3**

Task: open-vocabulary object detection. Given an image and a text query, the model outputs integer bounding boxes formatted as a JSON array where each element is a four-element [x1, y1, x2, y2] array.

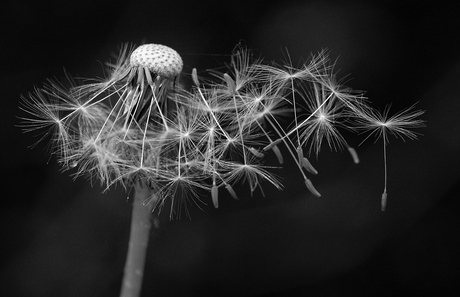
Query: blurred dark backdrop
[[1, 0, 459, 296]]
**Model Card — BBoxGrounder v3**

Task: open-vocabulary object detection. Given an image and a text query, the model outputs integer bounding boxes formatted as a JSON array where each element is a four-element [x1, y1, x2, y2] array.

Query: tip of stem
[[381, 191, 387, 211], [348, 146, 360, 164], [271, 145, 284, 164], [211, 185, 219, 208], [305, 178, 321, 197], [225, 184, 238, 200], [192, 68, 200, 87]]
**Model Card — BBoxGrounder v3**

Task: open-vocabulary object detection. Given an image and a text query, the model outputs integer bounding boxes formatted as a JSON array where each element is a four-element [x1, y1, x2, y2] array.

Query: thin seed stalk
[[120, 181, 155, 297]]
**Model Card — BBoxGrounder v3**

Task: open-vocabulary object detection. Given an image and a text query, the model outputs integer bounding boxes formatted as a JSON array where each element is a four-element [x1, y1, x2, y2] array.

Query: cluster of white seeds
[[21, 42, 425, 215]]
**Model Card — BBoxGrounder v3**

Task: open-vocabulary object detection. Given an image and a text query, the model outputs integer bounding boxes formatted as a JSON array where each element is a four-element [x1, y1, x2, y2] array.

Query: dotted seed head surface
[[130, 44, 183, 78]]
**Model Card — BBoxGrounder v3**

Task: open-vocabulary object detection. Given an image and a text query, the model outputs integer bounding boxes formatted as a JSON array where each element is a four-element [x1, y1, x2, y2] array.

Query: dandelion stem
[[120, 181, 155, 297]]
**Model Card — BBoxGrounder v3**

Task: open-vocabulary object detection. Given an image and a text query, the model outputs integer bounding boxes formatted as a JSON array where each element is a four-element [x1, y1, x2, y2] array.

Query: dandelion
[[19, 43, 424, 297], [356, 104, 425, 211]]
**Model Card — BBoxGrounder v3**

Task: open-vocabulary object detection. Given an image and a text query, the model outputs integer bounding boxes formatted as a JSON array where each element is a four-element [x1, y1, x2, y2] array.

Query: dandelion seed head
[[20, 43, 425, 217], [130, 44, 183, 78]]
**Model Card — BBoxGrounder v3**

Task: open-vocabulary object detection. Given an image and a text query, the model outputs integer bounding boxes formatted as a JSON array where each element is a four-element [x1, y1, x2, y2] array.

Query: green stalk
[[120, 181, 155, 297]]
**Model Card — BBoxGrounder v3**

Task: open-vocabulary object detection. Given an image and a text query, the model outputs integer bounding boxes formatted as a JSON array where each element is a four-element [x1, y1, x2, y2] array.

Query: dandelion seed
[[191, 67, 200, 87], [249, 147, 264, 158], [271, 145, 284, 164], [381, 191, 387, 211], [225, 183, 238, 200], [211, 185, 219, 208], [357, 104, 425, 210], [223, 73, 236, 95], [304, 178, 321, 197], [222, 160, 282, 195], [296, 147, 318, 175], [347, 146, 359, 164], [263, 138, 282, 151]]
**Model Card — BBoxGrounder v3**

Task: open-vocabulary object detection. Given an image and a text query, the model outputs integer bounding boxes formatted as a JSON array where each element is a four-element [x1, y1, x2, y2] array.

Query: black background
[[1, 0, 460, 296]]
